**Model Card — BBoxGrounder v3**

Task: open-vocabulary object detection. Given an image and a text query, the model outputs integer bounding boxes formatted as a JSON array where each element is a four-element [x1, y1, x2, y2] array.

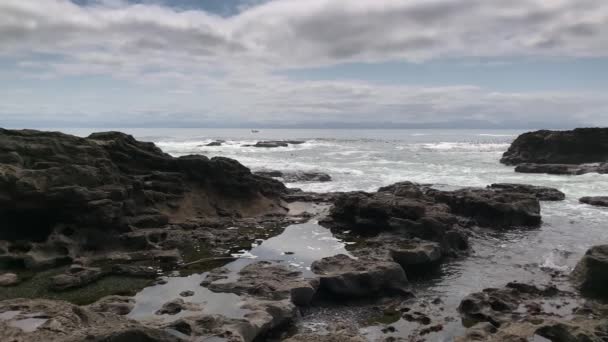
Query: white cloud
[[0, 0, 607, 126]]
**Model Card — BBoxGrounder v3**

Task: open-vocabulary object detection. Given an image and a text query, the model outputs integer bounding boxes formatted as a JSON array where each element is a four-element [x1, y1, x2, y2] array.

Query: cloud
[[0, 0, 607, 127]]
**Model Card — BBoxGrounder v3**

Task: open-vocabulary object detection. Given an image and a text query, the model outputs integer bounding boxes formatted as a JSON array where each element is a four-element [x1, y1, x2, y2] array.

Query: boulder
[[579, 196, 608, 207], [155, 298, 200, 315], [205, 140, 224, 146], [311, 254, 408, 297], [390, 241, 442, 268], [0, 272, 19, 286], [49, 265, 104, 291], [571, 245, 608, 297], [488, 183, 565, 201], [207, 261, 318, 306], [501, 128, 608, 165]]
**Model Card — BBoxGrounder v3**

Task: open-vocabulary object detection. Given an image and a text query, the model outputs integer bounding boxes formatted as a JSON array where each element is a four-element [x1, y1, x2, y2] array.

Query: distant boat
[[251, 130, 260, 133]]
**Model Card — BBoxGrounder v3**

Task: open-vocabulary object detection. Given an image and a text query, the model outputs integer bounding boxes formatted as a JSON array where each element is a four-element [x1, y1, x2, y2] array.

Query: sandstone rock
[[571, 245, 608, 298], [0, 272, 18, 286], [579, 196, 608, 207], [311, 254, 408, 297], [49, 265, 104, 291], [501, 128, 608, 165], [488, 183, 566, 201]]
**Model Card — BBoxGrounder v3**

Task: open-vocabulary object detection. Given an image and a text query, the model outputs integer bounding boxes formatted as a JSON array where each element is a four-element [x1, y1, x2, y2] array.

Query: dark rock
[[205, 140, 224, 146], [0, 128, 285, 242], [571, 245, 608, 298], [155, 298, 198, 315], [501, 128, 608, 165], [255, 170, 332, 183], [515, 162, 608, 175], [179, 290, 195, 297], [579, 196, 608, 207], [311, 254, 408, 297], [390, 241, 442, 268], [49, 265, 104, 291], [488, 183, 566, 201]]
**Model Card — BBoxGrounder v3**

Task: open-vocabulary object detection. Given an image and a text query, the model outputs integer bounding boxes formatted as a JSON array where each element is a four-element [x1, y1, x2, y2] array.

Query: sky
[[1, 0, 607, 128]]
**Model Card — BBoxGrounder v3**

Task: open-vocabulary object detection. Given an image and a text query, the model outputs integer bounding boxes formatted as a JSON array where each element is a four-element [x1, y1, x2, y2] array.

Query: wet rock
[[49, 265, 104, 291], [390, 240, 442, 268], [579, 196, 608, 207], [514, 162, 608, 175], [488, 183, 566, 201], [244, 140, 304, 148], [86, 295, 135, 316], [205, 140, 224, 146], [501, 128, 608, 165], [179, 290, 194, 297], [207, 261, 318, 306], [571, 245, 608, 298], [311, 254, 408, 297], [255, 170, 332, 183], [0, 272, 19, 286], [0, 298, 180, 342], [155, 298, 199, 315]]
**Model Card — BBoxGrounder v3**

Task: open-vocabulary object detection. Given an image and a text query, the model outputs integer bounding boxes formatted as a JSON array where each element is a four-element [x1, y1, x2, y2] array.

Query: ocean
[[63, 127, 608, 340]]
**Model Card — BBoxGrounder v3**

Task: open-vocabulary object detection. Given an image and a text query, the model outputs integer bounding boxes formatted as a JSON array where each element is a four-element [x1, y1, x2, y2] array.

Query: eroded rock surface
[[0, 298, 180, 342], [457, 282, 608, 342]]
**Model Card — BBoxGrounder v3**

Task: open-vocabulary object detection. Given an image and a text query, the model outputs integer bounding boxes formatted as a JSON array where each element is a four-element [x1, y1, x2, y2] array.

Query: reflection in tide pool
[[128, 220, 351, 322]]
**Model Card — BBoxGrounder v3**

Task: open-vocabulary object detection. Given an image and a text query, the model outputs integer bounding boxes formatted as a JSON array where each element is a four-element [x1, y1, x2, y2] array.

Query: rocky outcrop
[[0, 129, 289, 277], [579, 196, 608, 207], [0, 128, 285, 243], [501, 128, 608, 175], [0, 298, 181, 342], [323, 181, 541, 255], [501, 128, 608, 165], [571, 245, 608, 298], [311, 254, 409, 297], [255, 170, 332, 183], [488, 183, 565, 201]]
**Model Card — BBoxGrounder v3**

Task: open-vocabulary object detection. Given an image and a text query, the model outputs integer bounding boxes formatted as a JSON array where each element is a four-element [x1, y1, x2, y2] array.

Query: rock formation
[[500, 128, 608, 175]]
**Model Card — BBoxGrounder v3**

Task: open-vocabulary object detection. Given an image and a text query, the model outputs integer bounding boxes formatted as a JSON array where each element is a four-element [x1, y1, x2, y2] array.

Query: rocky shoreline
[[1, 128, 607, 341]]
